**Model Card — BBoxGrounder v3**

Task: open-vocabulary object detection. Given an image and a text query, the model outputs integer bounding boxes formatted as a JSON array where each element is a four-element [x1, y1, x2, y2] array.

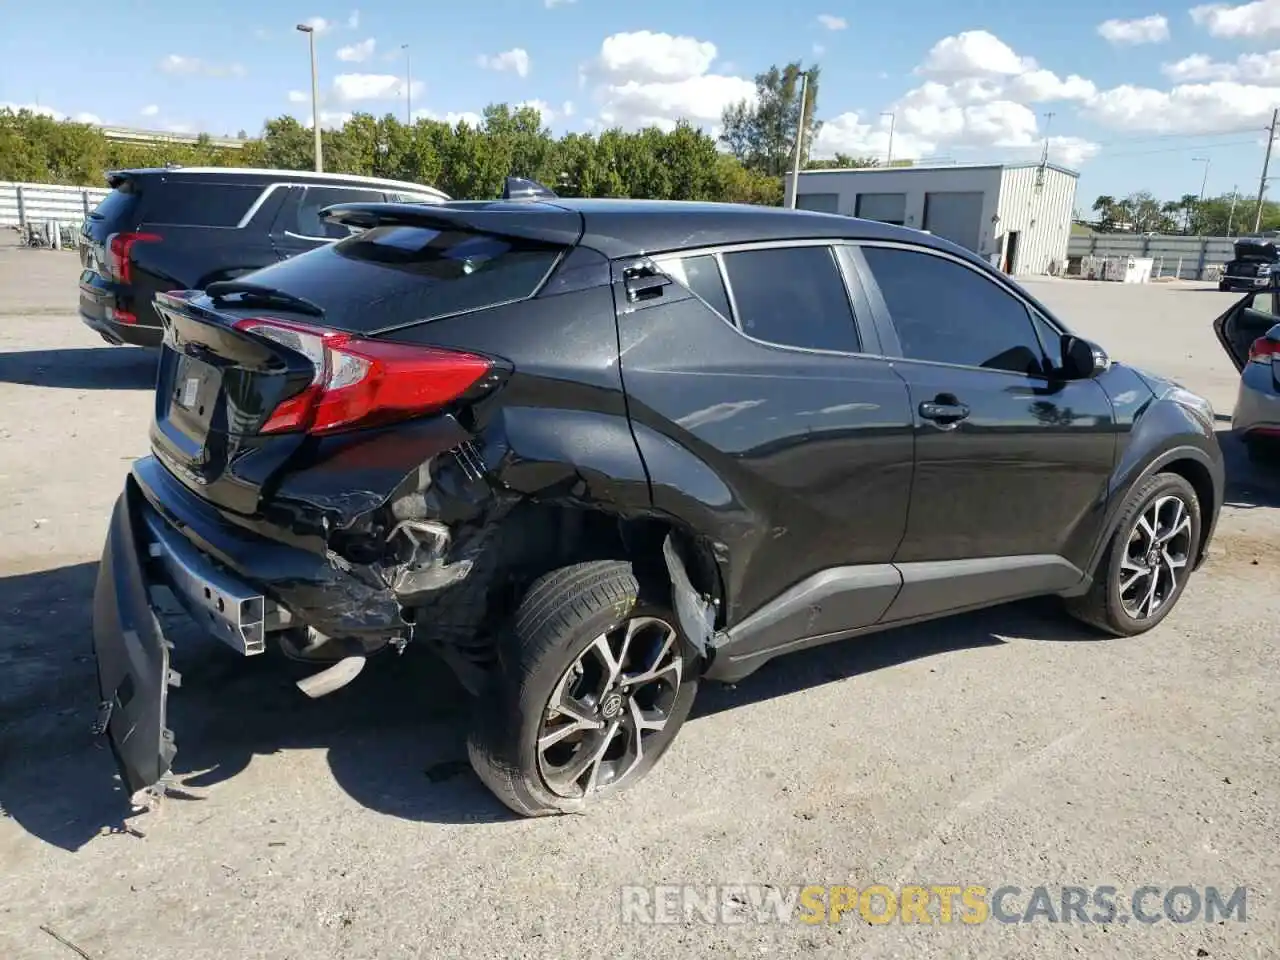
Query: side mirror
[[1061, 335, 1110, 379]]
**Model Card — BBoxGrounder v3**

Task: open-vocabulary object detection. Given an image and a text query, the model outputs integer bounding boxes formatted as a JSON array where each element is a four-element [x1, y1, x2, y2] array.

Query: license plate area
[[162, 352, 222, 445]]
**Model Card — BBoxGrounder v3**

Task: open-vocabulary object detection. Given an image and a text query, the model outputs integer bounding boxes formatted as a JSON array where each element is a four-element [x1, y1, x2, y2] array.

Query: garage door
[[796, 193, 840, 213], [922, 191, 984, 251], [854, 193, 906, 225]]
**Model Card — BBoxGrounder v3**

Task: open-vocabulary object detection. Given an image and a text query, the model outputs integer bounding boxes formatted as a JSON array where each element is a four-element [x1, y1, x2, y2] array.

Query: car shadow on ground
[[0, 347, 159, 390], [1218, 428, 1280, 509], [0, 559, 1102, 849]]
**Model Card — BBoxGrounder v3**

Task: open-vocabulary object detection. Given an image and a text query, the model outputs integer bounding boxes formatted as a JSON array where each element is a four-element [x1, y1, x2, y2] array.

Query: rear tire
[[467, 560, 699, 817], [1066, 472, 1202, 637]]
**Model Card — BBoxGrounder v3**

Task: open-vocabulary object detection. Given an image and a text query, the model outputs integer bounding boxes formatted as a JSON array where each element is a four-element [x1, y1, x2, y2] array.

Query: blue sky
[[6, 0, 1280, 209]]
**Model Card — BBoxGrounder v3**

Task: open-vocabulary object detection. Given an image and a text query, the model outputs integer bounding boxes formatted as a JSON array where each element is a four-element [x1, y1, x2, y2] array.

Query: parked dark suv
[[1218, 237, 1280, 292], [78, 167, 448, 347], [92, 183, 1224, 818]]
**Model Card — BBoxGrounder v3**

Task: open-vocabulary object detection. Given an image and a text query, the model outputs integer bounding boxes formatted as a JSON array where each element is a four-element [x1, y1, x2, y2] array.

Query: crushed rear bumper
[[91, 457, 408, 801]]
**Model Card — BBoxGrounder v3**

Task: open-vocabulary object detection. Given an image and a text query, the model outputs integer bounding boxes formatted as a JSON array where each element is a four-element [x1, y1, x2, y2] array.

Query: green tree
[[719, 61, 822, 178]]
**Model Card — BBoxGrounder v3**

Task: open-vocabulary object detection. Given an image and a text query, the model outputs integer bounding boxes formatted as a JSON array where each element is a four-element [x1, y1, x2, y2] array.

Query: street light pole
[[402, 44, 412, 124], [787, 72, 809, 209], [296, 23, 322, 172], [1193, 156, 1210, 234], [881, 112, 895, 165]]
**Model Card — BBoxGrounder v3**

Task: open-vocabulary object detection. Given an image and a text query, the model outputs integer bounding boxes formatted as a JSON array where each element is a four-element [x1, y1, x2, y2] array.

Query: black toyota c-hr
[[92, 179, 1224, 817]]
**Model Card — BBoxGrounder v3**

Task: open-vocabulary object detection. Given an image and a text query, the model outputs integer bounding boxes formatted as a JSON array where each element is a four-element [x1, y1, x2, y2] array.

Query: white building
[[785, 162, 1079, 277]]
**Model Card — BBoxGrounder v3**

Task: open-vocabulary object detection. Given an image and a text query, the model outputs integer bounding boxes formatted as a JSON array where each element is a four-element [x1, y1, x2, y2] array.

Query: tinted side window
[[145, 182, 263, 227], [1029, 308, 1065, 372], [291, 186, 387, 238], [661, 254, 733, 320], [862, 246, 1046, 375], [722, 246, 861, 353]]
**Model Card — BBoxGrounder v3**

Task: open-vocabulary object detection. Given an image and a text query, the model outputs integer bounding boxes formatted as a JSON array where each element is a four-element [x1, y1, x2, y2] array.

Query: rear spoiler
[[320, 181, 582, 248]]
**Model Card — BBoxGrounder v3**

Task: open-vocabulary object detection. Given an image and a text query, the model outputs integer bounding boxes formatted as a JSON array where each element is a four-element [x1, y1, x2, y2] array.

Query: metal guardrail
[[0, 181, 110, 228]]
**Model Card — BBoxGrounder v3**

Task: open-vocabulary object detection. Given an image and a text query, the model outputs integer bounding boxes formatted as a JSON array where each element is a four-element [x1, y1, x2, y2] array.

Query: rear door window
[[288, 186, 388, 239], [721, 245, 862, 353], [145, 182, 263, 227], [231, 223, 564, 332]]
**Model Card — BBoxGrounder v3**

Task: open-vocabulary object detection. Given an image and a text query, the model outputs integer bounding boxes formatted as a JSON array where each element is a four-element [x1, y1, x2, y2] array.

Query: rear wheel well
[[490, 503, 724, 622]]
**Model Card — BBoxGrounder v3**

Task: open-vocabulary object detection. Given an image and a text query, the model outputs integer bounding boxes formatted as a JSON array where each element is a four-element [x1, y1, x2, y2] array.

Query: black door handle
[[919, 399, 970, 425]]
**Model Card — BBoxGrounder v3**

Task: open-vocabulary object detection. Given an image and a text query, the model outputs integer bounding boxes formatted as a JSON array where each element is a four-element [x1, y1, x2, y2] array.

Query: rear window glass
[[145, 182, 263, 228], [89, 186, 141, 226], [232, 224, 564, 332]]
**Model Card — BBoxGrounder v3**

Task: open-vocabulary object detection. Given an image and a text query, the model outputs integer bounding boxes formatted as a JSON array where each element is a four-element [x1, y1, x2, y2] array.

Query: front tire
[[1066, 472, 1202, 637], [467, 560, 699, 817]]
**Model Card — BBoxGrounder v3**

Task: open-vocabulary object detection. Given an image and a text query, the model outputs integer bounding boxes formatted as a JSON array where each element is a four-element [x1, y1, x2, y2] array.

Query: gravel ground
[[0, 236, 1276, 960]]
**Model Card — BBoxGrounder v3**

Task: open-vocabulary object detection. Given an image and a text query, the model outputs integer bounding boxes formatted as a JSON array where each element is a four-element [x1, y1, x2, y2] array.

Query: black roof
[[324, 197, 977, 262]]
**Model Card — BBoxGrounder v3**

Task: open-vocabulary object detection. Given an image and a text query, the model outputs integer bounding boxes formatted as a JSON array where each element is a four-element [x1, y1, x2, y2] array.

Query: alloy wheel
[[536, 616, 684, 799], [1118, 494, 1193, 620]]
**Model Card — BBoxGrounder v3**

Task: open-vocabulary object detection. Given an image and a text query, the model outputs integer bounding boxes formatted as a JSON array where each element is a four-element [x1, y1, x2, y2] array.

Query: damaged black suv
[[93, 179, 1224, 817]]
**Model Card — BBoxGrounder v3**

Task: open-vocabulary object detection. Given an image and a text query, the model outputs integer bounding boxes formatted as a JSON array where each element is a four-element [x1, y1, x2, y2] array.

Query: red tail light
[[1248, 336, 1279, 364], [232, 317, 497, 435], [107, 231, 161, 284]]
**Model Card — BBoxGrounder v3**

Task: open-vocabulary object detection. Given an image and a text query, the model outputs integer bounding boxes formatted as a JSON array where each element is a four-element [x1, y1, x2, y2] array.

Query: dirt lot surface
[[1, 237, 1277, 960]]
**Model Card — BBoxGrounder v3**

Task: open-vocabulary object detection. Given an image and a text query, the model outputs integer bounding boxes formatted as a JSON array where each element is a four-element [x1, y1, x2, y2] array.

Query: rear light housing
[[232, 317, 501, 435], [1247, 336, 1279, 364], [106, 231, 161, 284]]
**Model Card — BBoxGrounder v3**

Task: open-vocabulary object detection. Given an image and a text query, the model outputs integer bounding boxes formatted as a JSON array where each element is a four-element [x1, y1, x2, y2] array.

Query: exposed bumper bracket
[[141, 510, 268, 656]]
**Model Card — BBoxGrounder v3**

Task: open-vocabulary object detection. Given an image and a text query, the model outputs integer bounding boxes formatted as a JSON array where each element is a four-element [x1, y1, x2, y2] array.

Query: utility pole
[[881, 111, 895, 165], [296, 23, 323, 172], [1040, 111, 1055, 166], [788, 71, 809, 209], [1228, 184, 1239, 236], [1192, 156, 1210, 235], [402, 44, 412, 124], [1254, 108, 1278, 233]]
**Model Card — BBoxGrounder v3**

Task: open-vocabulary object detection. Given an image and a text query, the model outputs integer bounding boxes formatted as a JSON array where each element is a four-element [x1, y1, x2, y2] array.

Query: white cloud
[[917, 30, 1034, 79], [303, 110, 354, 130], [1044, 136, 1102, 168], [287, 90, 311, 103], [836, 30, 1100, 165], [817, 13, 848, 30], [158, 54, 246, 78], [1084, 80, 1280, 132], [331, 73, 423, 102], [1, 102, 110, 126], [591, 30, 717, 83], [302, 16, 334, 34], [477, 48, 531, 77], [337, 38, 376, 62], [516, 98, 557, 121], [412, 108, 484, 128], [1191, 0, 1280, 37], [582, 30, 754, 130], [140, 104, 160, 117], [1162, 48, 1280, 82], [1097, 14, 1170, 45], [562, 100, 576, 116], [347, 9, 360, 29], [1006, 69, 1097, 102]]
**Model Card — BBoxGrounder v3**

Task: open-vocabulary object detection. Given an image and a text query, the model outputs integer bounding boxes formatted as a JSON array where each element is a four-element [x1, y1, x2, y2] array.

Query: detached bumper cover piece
[[92, 480, 177, 799]]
